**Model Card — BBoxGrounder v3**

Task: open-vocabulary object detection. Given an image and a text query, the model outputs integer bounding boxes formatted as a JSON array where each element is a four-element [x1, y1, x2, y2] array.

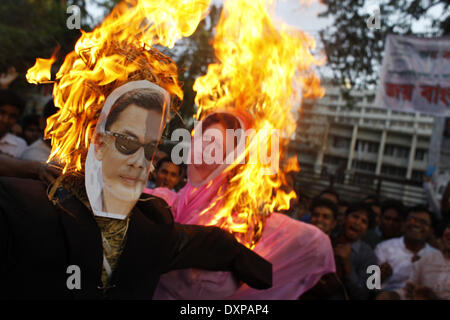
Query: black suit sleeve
[[166, 223, 272, 290]]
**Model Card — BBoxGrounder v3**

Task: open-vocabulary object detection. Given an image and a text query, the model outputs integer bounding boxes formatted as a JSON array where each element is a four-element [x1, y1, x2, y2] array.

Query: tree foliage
[[0, 0, 221, 132], [319, 0, 450, 89], [0, 0, 92, 72]]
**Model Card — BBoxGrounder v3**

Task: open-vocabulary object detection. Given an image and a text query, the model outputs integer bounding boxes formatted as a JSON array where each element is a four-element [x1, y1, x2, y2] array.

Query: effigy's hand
[[37, 163, 61, 184], [170, 224, 272, 290]]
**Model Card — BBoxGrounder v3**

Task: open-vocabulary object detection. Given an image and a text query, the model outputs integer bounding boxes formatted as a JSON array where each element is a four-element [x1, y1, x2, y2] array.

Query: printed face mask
[[85, 80, 169, 217]]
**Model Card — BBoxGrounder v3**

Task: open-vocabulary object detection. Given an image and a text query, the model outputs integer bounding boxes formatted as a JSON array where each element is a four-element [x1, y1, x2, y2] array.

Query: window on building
[[356, 140, 379, 154], [384, 144, 394, 156], [353, 96, 364, 103], [352, 160, 376, 173], [324, 155, 347, 166], [355, 140, 362, 152], [327, 94, 339, 101], [384, 144, 410, 158], [396, 146, 410, 158], [415, 148, 427, 161], [412, 170, 425, 182], [332, 136, 351, 149], [418, 136, 430, 144], [381, 165, 407, 178], [368, 142, 379, 153]]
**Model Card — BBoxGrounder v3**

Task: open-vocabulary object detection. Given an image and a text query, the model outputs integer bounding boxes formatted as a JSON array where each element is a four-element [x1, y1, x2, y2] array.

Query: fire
[[26, 46, 59, 84], [193, 0, 325, 248], [26, 0, 324, 248], [27, 0, 212, 173], [284, 156, 301, 173]]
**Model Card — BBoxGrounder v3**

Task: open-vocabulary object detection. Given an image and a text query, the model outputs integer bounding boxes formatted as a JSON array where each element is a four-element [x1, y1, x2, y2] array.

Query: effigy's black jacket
[[0, 177, 272, 300]]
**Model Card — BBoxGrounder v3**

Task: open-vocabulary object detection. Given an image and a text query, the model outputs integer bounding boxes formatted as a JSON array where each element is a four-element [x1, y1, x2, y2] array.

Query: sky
[[86, 0, 333, 74], [85, 0, 446, 84], [86, 0, 445, 44], [274, 0, 331, 40]]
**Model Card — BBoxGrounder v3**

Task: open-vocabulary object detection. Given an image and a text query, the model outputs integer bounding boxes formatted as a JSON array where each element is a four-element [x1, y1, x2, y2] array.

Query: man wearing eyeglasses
[[375, 206, 439, 295], [87, 85, 164, 219]]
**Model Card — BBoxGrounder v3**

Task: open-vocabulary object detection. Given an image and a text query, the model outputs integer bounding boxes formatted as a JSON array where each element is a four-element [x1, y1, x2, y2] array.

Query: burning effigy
[[0, 0, 274, 300], [146, 0, 336, 299], [25, 0, 210, 173]]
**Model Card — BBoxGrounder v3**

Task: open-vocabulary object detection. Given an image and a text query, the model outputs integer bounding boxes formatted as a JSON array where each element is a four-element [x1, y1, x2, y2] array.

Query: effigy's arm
[[166, 224, 272, 290]]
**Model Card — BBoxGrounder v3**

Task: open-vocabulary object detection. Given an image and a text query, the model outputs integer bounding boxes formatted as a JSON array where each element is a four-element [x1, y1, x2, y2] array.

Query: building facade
[[292, 82, 435, 204]]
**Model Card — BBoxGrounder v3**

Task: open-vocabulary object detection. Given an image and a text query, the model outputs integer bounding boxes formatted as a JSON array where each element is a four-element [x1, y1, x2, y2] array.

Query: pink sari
[[144, 173, 335, 300], [145, 110, 335, 299]]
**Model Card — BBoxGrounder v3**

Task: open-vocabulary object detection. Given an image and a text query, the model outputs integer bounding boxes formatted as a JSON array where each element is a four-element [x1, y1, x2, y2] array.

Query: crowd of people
[[141, 138, 449, 300], [1, 75, 449, 300], [0, 69, 59, 182], [284, 187, 450, 300]]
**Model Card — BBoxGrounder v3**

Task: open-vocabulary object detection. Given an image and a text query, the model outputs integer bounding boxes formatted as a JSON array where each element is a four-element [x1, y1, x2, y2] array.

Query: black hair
[[0, 89, 25, 114], [310, 196, 339, 220], [364, 195, 380, 205], [406, 205, 435, 228], [339, 200, 350, 207], [318, 188, 340, 204], [21, 114, 40, 130], [381, 199, 406, 219], [346, 202, 376, 230], [105, 88, 166, 131], [202, 112, 241, 132], [435, 218, 450, 238], [155, 156, 181, 175], [200, 112, 242, 156], [43, 99, 58, 121]]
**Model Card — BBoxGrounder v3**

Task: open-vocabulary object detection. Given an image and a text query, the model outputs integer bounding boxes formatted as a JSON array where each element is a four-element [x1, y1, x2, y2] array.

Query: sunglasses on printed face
[[105, 131, 157, 161]]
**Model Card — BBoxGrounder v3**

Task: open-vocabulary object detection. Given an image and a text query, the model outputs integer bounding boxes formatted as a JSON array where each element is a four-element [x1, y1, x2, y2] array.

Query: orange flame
[[26, 46, 59, 84], [27, 0, 212, 173], [284, 156, 301, 173], [193, 0, 325, 248]]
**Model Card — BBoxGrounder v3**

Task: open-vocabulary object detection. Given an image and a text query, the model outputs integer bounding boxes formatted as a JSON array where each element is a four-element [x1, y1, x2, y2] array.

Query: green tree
[[0, 0, 221, 123], [319, 0, 450, 89], [0, 0, 94, 72]]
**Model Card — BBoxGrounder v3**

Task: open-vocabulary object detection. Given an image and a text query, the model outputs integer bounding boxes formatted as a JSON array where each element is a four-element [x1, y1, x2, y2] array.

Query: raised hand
[[0, 67, 19, 89]]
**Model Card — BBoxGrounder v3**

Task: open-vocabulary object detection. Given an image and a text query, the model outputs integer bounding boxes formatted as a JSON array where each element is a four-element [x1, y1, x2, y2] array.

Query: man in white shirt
[[0, 132, 27, 158], [399, 221, 450, 300], [0, 89, 27, 158], [0, 90, 59, 183], [375, 206, 439, 293], [21, 139, 50, 162]]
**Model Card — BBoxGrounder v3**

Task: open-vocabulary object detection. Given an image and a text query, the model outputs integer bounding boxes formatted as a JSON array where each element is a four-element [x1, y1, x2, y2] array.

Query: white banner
[[375, 34, 450, 116]]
